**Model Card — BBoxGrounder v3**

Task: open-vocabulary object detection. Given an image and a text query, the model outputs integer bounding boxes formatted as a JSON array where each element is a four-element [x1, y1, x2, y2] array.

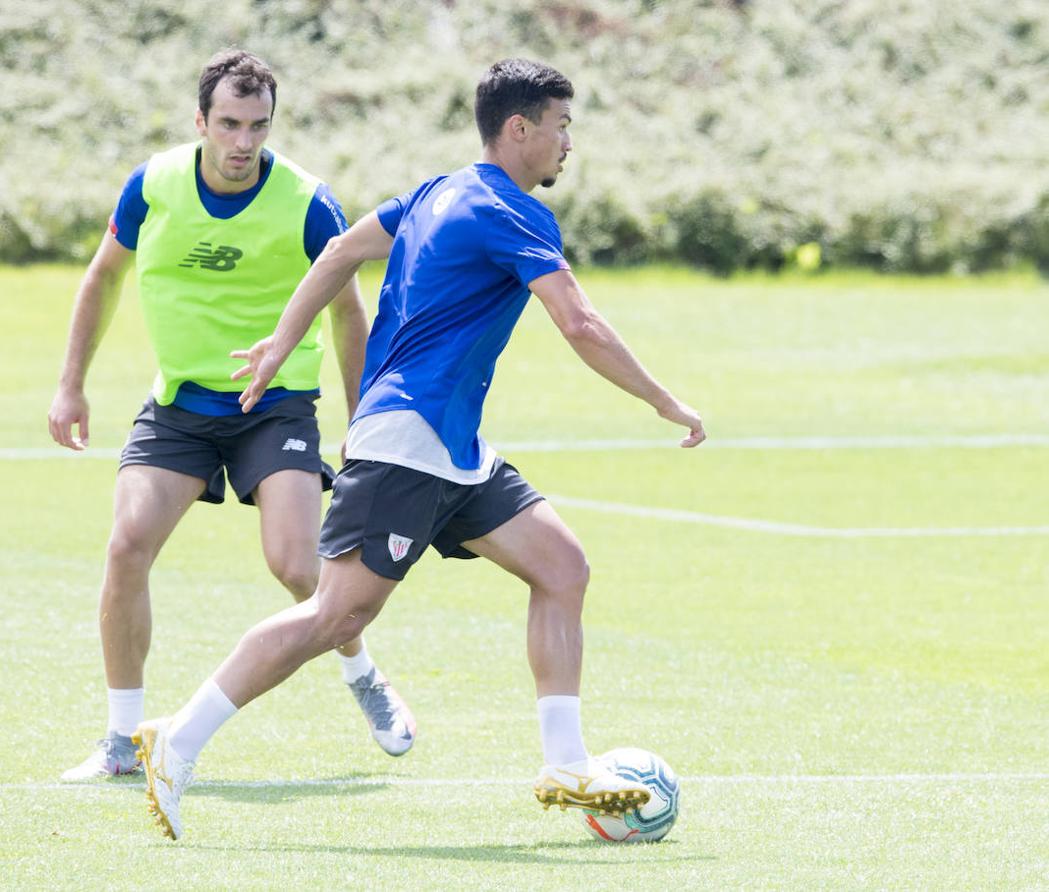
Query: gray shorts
[[119, 394, 335, 505], [318, 457, 544, 580]]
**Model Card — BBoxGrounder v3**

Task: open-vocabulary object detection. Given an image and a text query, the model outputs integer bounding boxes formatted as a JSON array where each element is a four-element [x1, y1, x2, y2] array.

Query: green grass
[[1, 264, 1047, 889]]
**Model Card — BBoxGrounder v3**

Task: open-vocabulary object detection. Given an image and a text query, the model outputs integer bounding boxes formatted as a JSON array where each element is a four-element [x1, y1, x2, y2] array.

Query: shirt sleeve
[[303, 183, 349, 263], [485, 205, 571, 287], [108, 162, 149, 250], [376, 189, 415, 237]]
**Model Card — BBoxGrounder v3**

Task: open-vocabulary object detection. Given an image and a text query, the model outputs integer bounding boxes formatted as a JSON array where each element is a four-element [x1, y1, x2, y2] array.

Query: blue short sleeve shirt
[[360, 162, 571, 469]]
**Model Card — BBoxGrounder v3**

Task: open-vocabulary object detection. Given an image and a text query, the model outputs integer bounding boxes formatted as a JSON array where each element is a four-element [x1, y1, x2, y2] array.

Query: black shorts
[[119, 394, 336, 505], [318, 457, 544, 580]]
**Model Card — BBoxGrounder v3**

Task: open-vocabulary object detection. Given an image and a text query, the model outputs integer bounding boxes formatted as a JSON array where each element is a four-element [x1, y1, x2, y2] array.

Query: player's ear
[[505, 113, 529, 143], [194, 108, 207, 136]]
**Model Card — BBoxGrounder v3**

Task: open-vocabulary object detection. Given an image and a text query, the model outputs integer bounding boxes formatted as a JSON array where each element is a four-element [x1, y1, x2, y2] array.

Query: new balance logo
[[178, 242, 243, 271], [281, 438, 307, 452]]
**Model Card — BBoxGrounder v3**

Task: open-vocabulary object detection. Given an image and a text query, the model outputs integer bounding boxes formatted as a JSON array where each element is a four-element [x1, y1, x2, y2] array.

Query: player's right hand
[[231, 337, 279, 413], [48, 388, 90, 450]]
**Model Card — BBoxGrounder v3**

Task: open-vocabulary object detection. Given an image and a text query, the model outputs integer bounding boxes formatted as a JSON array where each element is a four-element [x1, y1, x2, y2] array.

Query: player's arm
[[47, 230, 133, 450], [232, 210, 393, 412], [530, 268, 705, 448]]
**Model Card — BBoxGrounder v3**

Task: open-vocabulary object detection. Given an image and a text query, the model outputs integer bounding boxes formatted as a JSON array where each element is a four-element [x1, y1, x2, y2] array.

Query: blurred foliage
[[3, 0, 1049, 272]]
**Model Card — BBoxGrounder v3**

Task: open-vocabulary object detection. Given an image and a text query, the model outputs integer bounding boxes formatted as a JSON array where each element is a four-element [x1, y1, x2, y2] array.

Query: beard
[[223, 158, 258, 181], [541, 156, 567, 188]]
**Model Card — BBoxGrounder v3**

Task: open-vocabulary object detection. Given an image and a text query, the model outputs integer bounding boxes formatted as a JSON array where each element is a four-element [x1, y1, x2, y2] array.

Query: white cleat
[[132, 718, 195, 841], [534, 757, 650, 816], [60, 733, 142, 781], [347, 667, 416, 757]]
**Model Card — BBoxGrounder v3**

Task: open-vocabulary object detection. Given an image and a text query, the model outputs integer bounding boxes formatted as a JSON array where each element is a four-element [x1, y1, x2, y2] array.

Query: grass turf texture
[[1, 264, 1047, 889]]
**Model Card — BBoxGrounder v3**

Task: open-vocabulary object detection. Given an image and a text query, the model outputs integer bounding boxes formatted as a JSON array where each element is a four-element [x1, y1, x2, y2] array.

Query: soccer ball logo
[[580, 747, 680, 843]]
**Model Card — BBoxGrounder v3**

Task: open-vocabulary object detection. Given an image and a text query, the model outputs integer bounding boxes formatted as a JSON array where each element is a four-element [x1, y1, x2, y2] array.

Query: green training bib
[[136, 142, 323, 404]]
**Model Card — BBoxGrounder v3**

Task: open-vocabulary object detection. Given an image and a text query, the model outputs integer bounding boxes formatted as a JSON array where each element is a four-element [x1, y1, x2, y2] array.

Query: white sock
[[337, 641, 375, 684], [537, 695, 588, 766], [107, 687, 145, 738], [168, 678, 238, 763]]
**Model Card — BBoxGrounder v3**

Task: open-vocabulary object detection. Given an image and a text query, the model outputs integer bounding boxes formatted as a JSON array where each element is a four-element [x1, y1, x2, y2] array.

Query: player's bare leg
[[62, 466, 204, 781], [102, 466, 205, 688], [212, 549, 399, 706], [463, 499, 588, 697], [254, 471, 414, 754], [463, 499, 649, 816], [135, 550, 399, 838]]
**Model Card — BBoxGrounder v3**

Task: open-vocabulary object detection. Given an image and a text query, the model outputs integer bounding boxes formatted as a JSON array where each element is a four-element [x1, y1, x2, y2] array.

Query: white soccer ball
[[579, 747, 681, 843]]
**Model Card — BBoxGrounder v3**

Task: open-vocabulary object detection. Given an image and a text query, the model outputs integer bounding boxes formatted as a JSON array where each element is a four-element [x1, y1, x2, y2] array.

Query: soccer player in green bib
[[48, 50, 415, 780]]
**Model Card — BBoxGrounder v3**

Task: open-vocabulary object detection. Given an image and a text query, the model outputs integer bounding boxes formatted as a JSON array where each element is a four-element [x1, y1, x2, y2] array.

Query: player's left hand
[[231, 337, 280, 413], [657, 399, 706, 448]]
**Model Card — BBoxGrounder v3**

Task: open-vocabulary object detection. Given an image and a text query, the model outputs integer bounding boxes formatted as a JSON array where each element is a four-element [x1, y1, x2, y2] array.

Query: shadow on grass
[[188, 775, 389, 804], [62, 773, 392, 805], [190, 839, 715, 865]]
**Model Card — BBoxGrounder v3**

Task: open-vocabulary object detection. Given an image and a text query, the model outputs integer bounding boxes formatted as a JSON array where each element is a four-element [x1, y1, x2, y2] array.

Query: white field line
[[495, 433, 1049, 452], [5, 433, 1049, 461], [549, 495, 1049, 539], [5, 444, 1046, 537], [6, 772, 1049, 792]]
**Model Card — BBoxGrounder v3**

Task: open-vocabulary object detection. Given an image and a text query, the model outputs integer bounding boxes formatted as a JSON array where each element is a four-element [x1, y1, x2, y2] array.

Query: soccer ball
[[580, 747, 680, 843]]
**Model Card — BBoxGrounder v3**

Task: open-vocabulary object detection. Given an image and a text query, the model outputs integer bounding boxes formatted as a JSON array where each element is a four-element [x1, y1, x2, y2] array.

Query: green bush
[[669, 192, 751, 275], [4, 0, 1049, 273]]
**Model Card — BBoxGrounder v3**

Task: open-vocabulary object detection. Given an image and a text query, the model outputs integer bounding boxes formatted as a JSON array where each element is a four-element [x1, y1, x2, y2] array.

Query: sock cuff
[[537, 694, 581, 711], [536, 695, 586, 765], [107, 687, 146, 738], [338, 642, 375, 684], [204, 678, 238, 718], [107, 687, 145, 700]]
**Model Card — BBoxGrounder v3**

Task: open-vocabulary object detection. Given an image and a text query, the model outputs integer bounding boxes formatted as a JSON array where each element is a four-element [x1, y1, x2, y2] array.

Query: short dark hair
[[474, 58, 574, 145], [198, 49, 277, 120]]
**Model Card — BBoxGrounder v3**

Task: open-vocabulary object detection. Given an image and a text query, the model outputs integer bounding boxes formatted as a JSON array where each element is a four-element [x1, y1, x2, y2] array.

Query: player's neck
[[480, 147, 537, 194]]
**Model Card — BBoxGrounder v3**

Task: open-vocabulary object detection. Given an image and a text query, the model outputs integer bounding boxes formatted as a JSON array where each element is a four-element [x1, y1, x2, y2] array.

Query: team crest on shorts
[[387, 533, 413, 562]]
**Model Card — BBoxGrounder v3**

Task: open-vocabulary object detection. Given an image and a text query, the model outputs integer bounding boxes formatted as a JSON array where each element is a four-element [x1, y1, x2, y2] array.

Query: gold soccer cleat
[[534, 760, 650, 816], [132, 718, 195, 841]]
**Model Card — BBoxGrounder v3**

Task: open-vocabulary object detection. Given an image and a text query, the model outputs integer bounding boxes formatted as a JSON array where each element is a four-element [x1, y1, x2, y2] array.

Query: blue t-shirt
[[109, 148, 347, 415], [358, 162, 570, 469]]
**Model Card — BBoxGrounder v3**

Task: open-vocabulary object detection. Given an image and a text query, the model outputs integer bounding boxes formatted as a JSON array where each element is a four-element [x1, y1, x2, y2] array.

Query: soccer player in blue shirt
[[134, 58, 704, 840]]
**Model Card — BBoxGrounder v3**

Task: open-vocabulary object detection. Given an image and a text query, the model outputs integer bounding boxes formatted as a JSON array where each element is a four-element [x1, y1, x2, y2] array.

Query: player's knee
[[562, 554, 587, 612], [576, 544, 591, 584], [564, 551, 590, 601], [317, 607, 368, 652], [307, 589, 369, 651], [105, 526, 157, 572], [535, 543, 589, 602], [268, 553, 319, 600]]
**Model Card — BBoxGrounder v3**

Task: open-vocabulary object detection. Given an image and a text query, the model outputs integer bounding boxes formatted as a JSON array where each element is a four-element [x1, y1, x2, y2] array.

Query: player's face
[[195, 78, 273, 192], [526, 98, 573, 189]]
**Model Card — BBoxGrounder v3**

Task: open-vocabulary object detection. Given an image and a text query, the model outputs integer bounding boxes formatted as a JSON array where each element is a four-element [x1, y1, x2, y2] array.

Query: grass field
[[1, 264, 1047, 890]]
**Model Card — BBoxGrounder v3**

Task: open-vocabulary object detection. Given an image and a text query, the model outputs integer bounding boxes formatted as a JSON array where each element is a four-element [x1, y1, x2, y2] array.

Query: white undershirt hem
[[344, 409, 498, 485]]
